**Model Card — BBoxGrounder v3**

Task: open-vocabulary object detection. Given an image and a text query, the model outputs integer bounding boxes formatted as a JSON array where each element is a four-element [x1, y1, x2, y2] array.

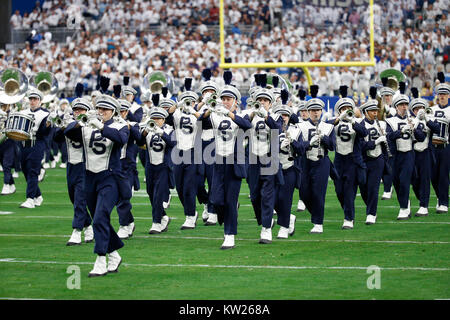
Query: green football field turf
[[0, 161, 449, 300]]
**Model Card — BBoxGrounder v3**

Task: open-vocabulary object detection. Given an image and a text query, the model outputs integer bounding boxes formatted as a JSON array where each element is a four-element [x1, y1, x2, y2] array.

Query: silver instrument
[[0, 68, 29, 104], [375, 119, 392, 158], [29, 71, 59, 104]]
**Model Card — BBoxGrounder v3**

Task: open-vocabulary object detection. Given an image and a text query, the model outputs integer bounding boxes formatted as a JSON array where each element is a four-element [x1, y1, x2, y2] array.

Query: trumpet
[[284, 130, 294, 161], [146, 119, 157, 131], [76, 110, 100, 127], [253, 101, 261, 110], [425, 107, 433, 115], [346, 109, 355, 118]]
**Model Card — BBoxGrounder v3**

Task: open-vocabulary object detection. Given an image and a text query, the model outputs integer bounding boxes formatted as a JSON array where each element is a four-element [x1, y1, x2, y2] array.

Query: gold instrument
[[29, 71, 59, 104], [379, 68, 406, 92], [0, 68, 29, 104]]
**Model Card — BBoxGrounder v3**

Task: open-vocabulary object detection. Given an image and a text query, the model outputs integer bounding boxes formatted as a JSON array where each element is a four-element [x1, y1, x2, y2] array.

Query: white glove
[[185, 106, 197, 115], [401, 125, 411, 134], [217, 106, 229, 117], [375, 135, 387, 145], [338, 112, 348, 121], [257, 108, 268, 118], [202, 92, 213, 104], [49, 111, 58, 120], [89, 118, 104, 130], [153, 126, 164, 136], [280, 138, 290, 151], [417, 109, 426, 121], [413, 118, 421, 129], [309, 134, 319, 147]]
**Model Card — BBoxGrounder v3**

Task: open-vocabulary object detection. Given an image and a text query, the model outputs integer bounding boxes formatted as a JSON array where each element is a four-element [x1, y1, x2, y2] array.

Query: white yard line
[[0, 257, 448, 272], [0, 233, 448, 244]]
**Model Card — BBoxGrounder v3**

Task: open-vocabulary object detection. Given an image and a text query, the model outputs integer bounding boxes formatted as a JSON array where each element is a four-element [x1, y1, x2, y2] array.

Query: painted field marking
[[0, 258, 448, 272]]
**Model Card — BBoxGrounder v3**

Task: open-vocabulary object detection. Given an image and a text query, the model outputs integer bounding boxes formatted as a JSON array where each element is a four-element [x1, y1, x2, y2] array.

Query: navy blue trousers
[[0, 139, 15, 185], [66, 162, 91, 229], [85, 170, 124, 255], [197, 139, 216, 214], [334, 153, 358, 221], [116, 159, 135, 226], [20, 142, 44, 199], [360, 156, 384, 215], [57, 140, 67, 163], [301, 157, 331, 225], [145, 163, 169, 223], [393, 151, 414, 209], [249, 164, 277, 229], [431, 144, 450, 207], [383, 156, 395, 193], [412, 149, 432, 208], [210, 160, 242, 235], [274, 166, 297, 228], [173, 150, 200, 217]]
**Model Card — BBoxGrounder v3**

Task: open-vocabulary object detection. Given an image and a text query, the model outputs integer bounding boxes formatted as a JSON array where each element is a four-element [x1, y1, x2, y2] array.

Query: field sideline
[[0, 163, 449, 300]]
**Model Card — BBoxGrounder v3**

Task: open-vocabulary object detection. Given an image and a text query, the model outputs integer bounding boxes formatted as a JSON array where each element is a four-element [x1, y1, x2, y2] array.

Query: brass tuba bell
[[143, 71, 174, 94], [379, 68, 406, 92], [0, 68, 29, 104], [30, 71, 59, 104]]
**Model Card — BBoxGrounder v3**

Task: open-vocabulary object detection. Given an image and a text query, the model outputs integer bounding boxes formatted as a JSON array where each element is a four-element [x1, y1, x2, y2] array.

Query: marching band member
[[274, 90, 304, 238], [385, 83, 426, 220], [297, 85, 336, 234], [199, 72, 252, 249], [116, 95, 141, 239], [64, 77, 129, 277], [54, 84, 93, 245], [55, 99, 70, 168], [122, 79, 143, 123], [19, 88, 51, 208], [167, 78, 203, 230], [248, 73, 283, 244], [0, 103, 16, 195], [409, 88, 440, 216], [359, 90, 389, 225], [195, 68, 219, 226], [295, 89, 308, 214], [430, 73, 450, 214], [380, 78, 396, 200], [137, 94, 176, 234], [333, 86, 368, 229]]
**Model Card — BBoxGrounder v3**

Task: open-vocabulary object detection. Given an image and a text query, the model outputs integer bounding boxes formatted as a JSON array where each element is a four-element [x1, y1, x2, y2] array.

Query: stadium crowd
[[3, 0, 449, 99]]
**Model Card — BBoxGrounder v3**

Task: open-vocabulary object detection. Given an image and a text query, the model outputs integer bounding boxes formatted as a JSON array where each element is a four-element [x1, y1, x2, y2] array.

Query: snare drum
[[5, 112, 35, 141]]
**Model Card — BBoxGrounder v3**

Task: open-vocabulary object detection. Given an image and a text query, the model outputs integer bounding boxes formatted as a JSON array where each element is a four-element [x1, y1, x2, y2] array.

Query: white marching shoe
[[415, 207, 429, 217], [12, 171, 19, 178], [205, 213, 217, 226], [436, 204, 448, 214], [59, 163, 67, 169], [163, 194, 172, 209], [202, 204, 209, 222], [342, 220, 354, 229], [221, 234, 235, 250], [296, 199, 306, 212], [50, 160, 56, 168], [1, 184, 16, 195], [397, 201, 411, 220], [67, 229, 82, 246], [34, 195, 43, 206], [288, 214, 296, 236], [149, 223, 162, 234], [381, 190, 392, 200], [88, 255, 107, 277], [20, 198, 35, 209], [161, 215, 171, 232], [84, 225, 94, 243], [365, 214, 377, 225], [259, 227, 272, 244], [127, 222, 135, 237], [117, 225, 129, 239], [38, 168, 46, 182], [310, 224, 323, 234], [107, 251, 122, 273], [277, 226, 289, 239], [180, 212, 198, 230], [43, 162, 50, 169]]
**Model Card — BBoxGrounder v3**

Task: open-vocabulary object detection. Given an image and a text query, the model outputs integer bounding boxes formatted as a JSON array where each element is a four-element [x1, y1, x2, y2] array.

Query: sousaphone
[[0, 68, 29, 104], [143, 71, 174, 94], [30, 71, 59, 104]]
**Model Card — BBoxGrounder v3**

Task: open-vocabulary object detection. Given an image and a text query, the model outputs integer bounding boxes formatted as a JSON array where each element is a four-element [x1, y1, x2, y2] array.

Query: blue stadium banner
[[299, 0, 370, 7]]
